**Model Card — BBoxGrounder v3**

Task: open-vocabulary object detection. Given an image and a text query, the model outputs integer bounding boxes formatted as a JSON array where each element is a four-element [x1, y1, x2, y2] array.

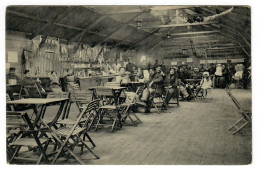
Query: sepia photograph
[[4, 4, 252, 165]]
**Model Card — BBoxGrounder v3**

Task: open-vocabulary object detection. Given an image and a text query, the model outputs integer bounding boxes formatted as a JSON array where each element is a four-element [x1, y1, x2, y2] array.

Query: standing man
[[126, 58, 135, 81], [112, 59, 121, 73]]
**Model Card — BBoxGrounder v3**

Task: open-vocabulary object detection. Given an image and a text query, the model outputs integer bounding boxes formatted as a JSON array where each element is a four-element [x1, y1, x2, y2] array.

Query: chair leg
[[77, 135, 100, 159], [83, 132, 96, 148], [131, 110, 142, 124], [111, 119, 117, 132]]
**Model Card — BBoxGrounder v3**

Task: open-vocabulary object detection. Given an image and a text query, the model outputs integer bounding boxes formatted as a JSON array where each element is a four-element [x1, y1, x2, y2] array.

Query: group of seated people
[[6, 67, 81, 99]]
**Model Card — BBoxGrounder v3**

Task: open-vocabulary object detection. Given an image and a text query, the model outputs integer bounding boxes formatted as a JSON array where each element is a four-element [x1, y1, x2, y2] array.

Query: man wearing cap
[[6, 67, 22, 100], [141, 66, 164, 113]]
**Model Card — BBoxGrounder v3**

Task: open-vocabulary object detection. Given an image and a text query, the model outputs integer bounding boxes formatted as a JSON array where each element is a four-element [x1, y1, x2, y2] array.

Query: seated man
[[6, 67, 22, 100], [22, 70, 47, 98], [141, 66, 164, 113], [115, 67, 130, 86]]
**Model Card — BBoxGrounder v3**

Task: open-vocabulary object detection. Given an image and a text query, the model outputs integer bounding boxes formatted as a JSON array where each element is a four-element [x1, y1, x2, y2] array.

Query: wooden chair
[[151, 85, 168, 114], [227, 89, 251, 135], [94, 88, 122, 132], [51, 100, 100, 164], [70, 90, 94, 111], [57, 91, 97, 131], [120, 92, 142, 126], [19, 83, 43, 98], [167, 79, 181, 106], [6, 111, 50, 164]]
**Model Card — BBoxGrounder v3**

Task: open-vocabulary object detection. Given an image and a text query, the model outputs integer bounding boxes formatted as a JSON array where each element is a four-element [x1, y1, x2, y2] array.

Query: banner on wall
[[8, 51, 18, 63]]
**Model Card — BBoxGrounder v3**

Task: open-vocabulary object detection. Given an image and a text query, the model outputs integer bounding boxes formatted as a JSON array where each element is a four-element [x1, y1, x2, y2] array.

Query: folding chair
[[120, 92, 142, 126], [94, 88, 122, 132], [151, 85, 168, 114], [69, 90, 93, 112], [50, 100, 100, 164], [168, 79, 181, 106], [226, 89, 251, 135], [57, 91, 97, 132], [19, 83, 43, 98], [6, 111, 50, 164]]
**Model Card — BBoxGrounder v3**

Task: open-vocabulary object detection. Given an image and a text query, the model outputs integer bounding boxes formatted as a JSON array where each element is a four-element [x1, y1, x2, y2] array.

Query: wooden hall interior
[[5, 5, 251, 165]]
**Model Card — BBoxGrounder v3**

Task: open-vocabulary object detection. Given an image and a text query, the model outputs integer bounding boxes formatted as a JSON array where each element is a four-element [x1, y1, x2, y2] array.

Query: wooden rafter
[[170, 30, 220, 36], [7, 10, 135, 45], [100, 6, 198, 15], [92, 12, 144, 47], [237, 41, 250, 57], [148, 39, 165, 52], [142, 21, 218, 29], [69, 15, 107, 44], [132, 28, 160, 47], [29, 7, 75, 40]]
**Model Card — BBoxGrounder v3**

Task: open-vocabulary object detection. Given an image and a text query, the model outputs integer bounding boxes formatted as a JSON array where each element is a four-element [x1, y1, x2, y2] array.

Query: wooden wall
[[6, 31, 32, 78]]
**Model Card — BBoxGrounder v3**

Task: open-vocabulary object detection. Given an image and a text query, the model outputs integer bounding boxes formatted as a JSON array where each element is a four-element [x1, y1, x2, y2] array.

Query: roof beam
[[132, 28, 160, 48], [69, 15, 107, 44], [237, 41, 250, 57], [29, 7, 75, 40], [7, 9, 135, 45], [206, 46, 248, 50], [148, 39, 165, 52], [170, 30, 220, 36], [101, 6, 198, 15], [142, 21, 218, 29], [92, 12, 144, 47]]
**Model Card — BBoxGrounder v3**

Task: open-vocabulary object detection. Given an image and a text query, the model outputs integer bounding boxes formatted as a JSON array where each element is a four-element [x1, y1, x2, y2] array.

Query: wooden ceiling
[[6, 5, 251, 57]]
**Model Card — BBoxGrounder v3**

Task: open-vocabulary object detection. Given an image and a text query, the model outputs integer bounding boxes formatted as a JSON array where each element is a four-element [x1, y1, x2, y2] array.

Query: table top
[[6, 83, 22, 87], [7, 98, 69, 105], [88, 86, 127, 90]]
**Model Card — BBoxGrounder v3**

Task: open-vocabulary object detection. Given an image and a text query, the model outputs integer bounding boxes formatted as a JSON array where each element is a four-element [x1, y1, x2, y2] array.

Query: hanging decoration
[[150, 6, 234, 24]]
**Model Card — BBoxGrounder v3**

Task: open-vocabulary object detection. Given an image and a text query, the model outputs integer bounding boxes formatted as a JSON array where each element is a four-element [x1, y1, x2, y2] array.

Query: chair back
[[6, 111, 30, 130], [21, 83, 42, 98], [72, 100, 100, 130], [71, 91, 93, 104], [136, 85, 145, 96]]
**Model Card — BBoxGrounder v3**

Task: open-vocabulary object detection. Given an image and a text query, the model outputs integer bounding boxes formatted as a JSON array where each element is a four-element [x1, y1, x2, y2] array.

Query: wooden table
[[89, 86, 127, 129], [7, 98, 70, 128], [7, 98, 70, 163]]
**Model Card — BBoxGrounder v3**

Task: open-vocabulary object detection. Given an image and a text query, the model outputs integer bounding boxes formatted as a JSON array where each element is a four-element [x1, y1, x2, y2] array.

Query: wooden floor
[[23, 89, 252, 165]]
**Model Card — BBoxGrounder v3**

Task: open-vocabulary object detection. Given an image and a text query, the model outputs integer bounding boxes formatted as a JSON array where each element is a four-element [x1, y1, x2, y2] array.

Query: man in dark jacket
[[126, 58, 135, 81]]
